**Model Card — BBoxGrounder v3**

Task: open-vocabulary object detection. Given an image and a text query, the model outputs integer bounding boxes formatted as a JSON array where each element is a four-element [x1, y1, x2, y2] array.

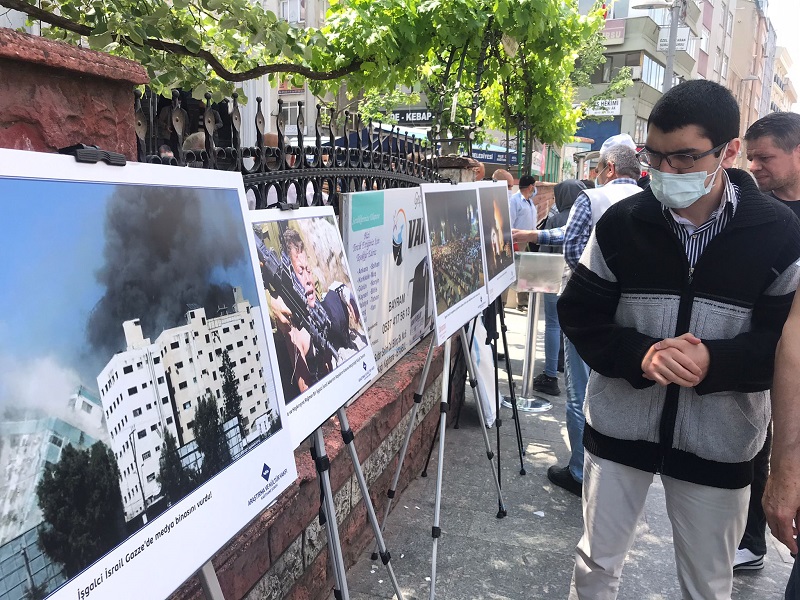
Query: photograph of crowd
[[478, 184, 514, 282], [0, 169, 286, 599], [424, 188, 486, 316], [253, 215, 368, 405]]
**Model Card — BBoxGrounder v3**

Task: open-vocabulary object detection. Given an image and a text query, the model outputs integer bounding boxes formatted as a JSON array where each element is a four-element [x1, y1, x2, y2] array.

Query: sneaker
[[533, 373, 561, 395], [733, 547, 765, 572], [547, 465, 582, 497]]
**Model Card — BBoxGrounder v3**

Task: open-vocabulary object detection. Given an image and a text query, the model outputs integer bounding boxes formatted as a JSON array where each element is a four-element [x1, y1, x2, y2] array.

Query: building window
[[237, 340, 244, 347], [81, 402, 93, 414], [146, 473, 156, 482], [133, 408, 142, 417], [700, 28, 710, 53], [721, 55, 729, 79], [226, 344, 233, 351], [142, 382, 147, 389], [142, 451, 151, 460], [123, 365, 133, 374], [183, 401, 192, 409], [187, 421, 195, 430], [157, 376, 165, 384], [240, 357, 246, 365], [171, 341, 180, 349], [49, 435, 63, 448], [166, 416, 174, 424], [634, 117, 648, 145], [726, 11, 733, 36], [642, 54, 666, 92], [234, 324, 240, 330], [162, 397, 169, 404], [280, 0, 305, 24], [150, 424, 157, 431], [128, 386, 138, 395], [176, 361, 184, 369], [247, 390, 253, 397], [179, 381, 188, 390], [223, 327, 230, 333], [714, 48, 721, 73], [137, 430, 147, 439], [153, 356, 161, 364], [250, 406, 257, 414], [137, 362, 143, 369]]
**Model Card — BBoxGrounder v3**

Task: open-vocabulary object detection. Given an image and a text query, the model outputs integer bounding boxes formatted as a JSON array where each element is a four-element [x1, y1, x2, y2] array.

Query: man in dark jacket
[[558, 79, 800, 599]]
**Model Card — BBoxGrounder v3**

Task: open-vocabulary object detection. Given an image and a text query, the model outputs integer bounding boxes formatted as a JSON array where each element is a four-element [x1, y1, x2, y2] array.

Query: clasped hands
[[641, 333, 710, 387]]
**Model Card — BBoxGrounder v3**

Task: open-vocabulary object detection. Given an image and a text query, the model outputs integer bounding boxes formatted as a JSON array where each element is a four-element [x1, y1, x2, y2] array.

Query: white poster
[[420, 183, 489, 346], [0, 149, 296, 600], [476, 182, 516, 302], [249, 207, 378, 447], [341, 188, 435, 375]]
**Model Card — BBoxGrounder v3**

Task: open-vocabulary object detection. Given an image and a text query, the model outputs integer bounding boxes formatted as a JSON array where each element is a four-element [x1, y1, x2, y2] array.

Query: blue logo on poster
[[261, 464, 271, 481]]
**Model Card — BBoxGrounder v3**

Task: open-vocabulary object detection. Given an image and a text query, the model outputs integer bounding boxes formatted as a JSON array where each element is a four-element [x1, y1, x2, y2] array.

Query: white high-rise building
[[97, 320, 178, 522], [97, 287, 269, 522]]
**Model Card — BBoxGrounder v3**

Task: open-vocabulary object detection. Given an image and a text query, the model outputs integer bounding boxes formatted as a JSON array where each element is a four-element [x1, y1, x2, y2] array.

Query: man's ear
[[721, 138, 741, 168]]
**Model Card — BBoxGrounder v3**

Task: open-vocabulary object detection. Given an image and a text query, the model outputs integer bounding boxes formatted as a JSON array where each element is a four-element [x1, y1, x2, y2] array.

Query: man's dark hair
[[283, 228, 305, 257], [744, 112, 800, 153], [580, 179, 596, 189], [648, 80, 739, 148], [519, 174, 537, 189]]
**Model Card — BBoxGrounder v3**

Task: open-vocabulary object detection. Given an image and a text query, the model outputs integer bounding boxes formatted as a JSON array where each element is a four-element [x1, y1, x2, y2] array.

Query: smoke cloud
[[86, 186, 248, 360]]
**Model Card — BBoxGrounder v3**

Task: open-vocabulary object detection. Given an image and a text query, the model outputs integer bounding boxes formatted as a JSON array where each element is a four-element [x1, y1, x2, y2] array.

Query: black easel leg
[[497, 297, 527, 475]]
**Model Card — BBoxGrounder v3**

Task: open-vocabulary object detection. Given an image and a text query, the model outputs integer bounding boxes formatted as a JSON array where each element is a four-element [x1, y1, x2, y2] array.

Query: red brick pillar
[[0, 28, 148, 160]]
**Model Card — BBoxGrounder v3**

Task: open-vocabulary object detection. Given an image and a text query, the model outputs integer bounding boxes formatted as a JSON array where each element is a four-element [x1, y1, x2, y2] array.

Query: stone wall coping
[[0, 28, 148, 85]]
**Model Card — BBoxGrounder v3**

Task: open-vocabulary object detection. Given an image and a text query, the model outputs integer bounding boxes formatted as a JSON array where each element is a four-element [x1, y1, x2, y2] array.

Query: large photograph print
[[250, 207, 377, 447], [0, 149, 296, 600], [477, 182, 516, 302], [421, 183, 489, 345]]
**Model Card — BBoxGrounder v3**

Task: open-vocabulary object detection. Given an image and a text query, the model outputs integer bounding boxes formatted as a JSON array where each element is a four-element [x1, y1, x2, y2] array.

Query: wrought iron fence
[[134, 90, 444, 212]]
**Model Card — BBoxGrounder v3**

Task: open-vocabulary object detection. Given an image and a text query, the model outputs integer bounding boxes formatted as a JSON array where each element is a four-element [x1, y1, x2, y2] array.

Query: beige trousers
[[570, 451, 749, 600]]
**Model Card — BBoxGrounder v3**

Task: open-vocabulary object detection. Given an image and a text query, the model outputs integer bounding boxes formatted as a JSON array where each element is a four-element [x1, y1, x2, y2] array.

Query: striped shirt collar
[[606, 177, 638, 187]]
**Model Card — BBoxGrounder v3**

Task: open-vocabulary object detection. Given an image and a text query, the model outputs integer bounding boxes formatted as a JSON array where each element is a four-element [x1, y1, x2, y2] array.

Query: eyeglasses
[[637, 142, 728, 170]]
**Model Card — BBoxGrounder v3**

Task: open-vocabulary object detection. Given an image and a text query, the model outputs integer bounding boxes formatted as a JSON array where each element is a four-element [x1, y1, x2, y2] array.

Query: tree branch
[[0, 0, 362, 82]]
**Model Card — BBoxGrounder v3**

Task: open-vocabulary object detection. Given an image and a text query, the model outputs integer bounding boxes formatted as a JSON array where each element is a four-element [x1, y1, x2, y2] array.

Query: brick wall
[[533, 181, 556, 223], [0, 29, 147, 159], [169, 338, 458, 600]]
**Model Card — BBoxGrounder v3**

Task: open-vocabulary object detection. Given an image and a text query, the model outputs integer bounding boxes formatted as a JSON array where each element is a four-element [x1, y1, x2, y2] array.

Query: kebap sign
[[341, 188, 435, 375], [0, 149, 296, 600]]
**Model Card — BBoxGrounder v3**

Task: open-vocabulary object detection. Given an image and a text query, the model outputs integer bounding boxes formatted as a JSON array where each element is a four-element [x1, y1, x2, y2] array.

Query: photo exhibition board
[[0, 149, 296, 600], [248, 206, 378, 448], [341, 188, 435, 375], [420, 183, 489, 346], [475, 181, 517, 302]]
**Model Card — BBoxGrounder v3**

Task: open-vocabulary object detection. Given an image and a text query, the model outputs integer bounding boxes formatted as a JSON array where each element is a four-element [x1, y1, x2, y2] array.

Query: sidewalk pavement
[[345, 303, 793, 599]]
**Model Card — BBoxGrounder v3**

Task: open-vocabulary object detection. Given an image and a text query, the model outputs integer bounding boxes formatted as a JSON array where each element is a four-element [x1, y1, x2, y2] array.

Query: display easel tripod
[[308, 407, 407, 600], [369, 329, 507, 599]]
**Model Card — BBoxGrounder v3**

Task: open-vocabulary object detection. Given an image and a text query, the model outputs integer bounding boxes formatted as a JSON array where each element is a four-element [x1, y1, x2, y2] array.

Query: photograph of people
[[254, 217, 368, 404], [424, 189, 486, 316], [479, 185, 514, 281]]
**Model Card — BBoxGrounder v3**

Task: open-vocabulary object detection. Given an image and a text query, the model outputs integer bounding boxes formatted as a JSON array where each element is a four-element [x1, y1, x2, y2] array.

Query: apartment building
[[97, 287, 270, 522], [770, 46, 797, 112]]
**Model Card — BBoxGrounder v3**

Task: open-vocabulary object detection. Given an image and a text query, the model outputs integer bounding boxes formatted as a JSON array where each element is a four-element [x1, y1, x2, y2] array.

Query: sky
[[0, 177, 259, 407], [767, 0, 800, 112]]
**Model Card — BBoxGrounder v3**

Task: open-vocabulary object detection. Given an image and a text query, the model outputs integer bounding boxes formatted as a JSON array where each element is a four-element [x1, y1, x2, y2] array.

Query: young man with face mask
[[557, 79, 800, 599]]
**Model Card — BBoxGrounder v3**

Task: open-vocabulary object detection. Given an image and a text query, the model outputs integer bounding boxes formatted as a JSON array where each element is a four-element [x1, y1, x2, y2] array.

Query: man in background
[[731, 111, 800, 573]]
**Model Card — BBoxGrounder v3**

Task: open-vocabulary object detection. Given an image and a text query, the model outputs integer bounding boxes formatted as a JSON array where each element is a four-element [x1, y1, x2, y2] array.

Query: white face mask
[[650, 144, 728, 210]]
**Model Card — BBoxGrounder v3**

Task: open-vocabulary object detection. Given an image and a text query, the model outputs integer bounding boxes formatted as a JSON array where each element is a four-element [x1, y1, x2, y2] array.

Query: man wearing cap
[[552, 134, 643, 497]]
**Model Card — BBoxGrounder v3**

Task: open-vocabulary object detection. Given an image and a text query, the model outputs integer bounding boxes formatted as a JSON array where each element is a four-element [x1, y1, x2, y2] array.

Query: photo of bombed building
[[97, 286, 276, 523], [425, 189, 486, 315], [0, 179, 281, 598]]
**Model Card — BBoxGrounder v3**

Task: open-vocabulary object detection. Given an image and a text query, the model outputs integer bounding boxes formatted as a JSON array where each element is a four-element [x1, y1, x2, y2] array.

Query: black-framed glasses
[[637, 142, 728, 170]]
